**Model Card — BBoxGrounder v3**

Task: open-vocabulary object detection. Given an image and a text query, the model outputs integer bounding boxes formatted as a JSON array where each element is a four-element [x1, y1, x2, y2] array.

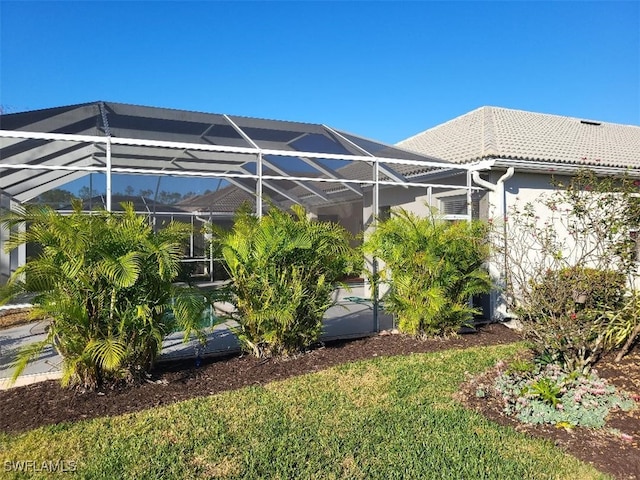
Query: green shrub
[[210, 205, 357, 357], [363, 208, 492, 337], [1, 202, 206, 389]]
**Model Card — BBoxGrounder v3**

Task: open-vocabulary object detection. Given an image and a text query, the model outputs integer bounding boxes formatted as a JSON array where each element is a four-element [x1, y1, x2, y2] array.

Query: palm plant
[[1, 201, 206, 388], [363, 207, 492, 337], [210, 205, 358, 357]]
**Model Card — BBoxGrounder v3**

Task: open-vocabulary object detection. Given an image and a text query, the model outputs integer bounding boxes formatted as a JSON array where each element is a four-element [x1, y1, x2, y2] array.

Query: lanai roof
[[0, 101, 458, 205], [398, 106, 640, 171]]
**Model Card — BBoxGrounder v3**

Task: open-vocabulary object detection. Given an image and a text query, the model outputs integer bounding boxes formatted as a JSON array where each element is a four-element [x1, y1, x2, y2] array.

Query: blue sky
[[1, 1, 639, 144]]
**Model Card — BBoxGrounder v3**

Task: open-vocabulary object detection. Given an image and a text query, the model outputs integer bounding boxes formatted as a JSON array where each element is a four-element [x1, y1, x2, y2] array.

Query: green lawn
[[0, 343, 609, 479]]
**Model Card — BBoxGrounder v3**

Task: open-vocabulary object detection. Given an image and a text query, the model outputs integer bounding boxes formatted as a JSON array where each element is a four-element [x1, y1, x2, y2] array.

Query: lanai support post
[[105, 137, 112, 212], [372, 158, 380, 333], [466, 170, 474, 312], [467, 170, 472, 223], [257, 152, 263, 218], [99, 102, 113, 212]]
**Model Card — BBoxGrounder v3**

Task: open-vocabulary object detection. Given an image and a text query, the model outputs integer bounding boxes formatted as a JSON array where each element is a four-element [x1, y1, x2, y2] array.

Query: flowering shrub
[[497, 169, 640, 371], [494, 363, 635, 428], [530, 267, 626, 315]]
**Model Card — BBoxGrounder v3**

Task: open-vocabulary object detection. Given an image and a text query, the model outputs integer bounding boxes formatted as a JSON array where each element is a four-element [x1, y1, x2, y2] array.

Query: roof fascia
[[467, 159, 496, 171], [492, 158, 640, 178]]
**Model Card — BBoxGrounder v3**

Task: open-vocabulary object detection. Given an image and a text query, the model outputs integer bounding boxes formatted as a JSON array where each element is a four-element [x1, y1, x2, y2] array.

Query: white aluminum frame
[[0, 129, 489, 214]]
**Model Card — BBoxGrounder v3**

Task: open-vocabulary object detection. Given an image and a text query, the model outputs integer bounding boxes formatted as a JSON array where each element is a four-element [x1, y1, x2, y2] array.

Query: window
[[438, 193, 480, 220], [440, 194, 468, 216]]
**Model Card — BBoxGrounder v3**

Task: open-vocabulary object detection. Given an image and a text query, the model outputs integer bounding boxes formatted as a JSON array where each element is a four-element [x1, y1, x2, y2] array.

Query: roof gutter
[[492, 159, 640, 178]]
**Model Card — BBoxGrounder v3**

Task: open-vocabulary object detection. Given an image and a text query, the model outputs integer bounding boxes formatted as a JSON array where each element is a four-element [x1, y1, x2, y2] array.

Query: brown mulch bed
[[0, 324, 519, 434], [1, 321, 638, 479]]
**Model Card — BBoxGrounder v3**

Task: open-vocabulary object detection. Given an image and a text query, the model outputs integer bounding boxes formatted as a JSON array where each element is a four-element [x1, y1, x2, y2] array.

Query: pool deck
[[0, 285, 393, 389]]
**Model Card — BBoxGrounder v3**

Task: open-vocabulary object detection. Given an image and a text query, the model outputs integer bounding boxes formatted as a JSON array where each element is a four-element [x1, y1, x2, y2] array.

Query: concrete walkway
[[0, 285, 393, 389]]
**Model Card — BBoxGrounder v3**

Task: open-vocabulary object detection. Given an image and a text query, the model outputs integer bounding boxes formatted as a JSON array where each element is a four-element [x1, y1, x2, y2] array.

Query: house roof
[[178, 184, 259, 214], [66, 195, 188, 214], [397, 106, 640, 170]]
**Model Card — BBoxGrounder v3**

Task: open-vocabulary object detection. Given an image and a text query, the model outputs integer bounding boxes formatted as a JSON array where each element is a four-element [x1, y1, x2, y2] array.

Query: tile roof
[[178, 187, 254, 213], [56, 195, 189, 213], [397, 106, 640, 170]]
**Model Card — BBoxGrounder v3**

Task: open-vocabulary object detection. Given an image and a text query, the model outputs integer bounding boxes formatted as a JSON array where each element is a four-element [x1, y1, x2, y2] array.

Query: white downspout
[[472, 167, 514, 321], [471, 167, 514, 217]]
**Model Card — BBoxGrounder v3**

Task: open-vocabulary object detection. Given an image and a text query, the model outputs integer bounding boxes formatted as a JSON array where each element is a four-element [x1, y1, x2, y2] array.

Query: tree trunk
[[615, 323, 640, 362]]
